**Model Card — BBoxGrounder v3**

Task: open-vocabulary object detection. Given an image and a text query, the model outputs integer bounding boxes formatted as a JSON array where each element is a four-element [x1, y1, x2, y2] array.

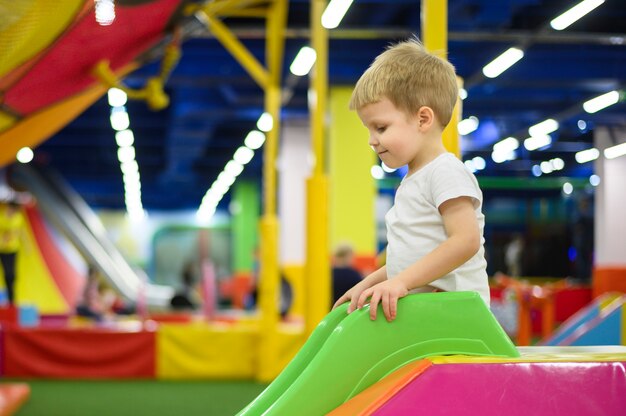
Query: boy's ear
[[417, 106, 435, 130]]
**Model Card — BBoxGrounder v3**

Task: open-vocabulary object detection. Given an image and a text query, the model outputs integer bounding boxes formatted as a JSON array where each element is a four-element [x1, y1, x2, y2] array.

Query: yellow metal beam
[[257, 0, 288, 382], [198, 11, 270, 90], [422, 0, 460, 157], [304, 0, 331, 336]]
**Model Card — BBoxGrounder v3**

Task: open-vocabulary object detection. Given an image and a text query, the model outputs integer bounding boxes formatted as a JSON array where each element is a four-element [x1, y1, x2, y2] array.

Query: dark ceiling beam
[[190, 27, 626, 46]]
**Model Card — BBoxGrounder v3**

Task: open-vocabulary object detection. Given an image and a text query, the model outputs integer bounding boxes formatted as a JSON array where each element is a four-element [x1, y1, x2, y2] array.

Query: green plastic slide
[[237, 291, 519, 416]]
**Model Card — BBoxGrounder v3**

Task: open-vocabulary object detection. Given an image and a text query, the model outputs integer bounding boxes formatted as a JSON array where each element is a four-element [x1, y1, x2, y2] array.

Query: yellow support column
[[257, 0, 288, 382], [305, 0, 331, 336], [329, 88, 377, 261], [422, 0, 460, 157]]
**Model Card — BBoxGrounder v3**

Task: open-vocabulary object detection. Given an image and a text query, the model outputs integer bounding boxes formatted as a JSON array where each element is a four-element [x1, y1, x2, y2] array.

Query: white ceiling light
[[256, 112, 273, 132], [16, 147, 34, 164], [493, 137, 520, 153], [107, 88, 127, 107], [233, 146, 254, 165], [589, 175, 601, 186], [482, 47, 524, 79], [290, 46, 317, 76], [115, 129, 134, 147], [381, 162, 396, 173], [524, 134, 552, 151], [224, 160, 244, 177], [244, 130, 266, 150], [575, 148, 600, 163], [110, 109, 130, 131], [562, 182, 573, 195], [458, 116, 479, 135], [459, 88, 468, 100], [583, 90, 620, 113], [550, 0, 605, 31], [604, 142, 626, 160], [472, 156, 486, 170], [528, 119, 559, 137], [370, 165, 384, 180], [321, 0, 354, 29]]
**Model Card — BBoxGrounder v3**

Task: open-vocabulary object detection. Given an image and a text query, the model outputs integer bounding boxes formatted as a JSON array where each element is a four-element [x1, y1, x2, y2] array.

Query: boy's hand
[[333, 282, 368, 314], [356, 279, 408, 322]]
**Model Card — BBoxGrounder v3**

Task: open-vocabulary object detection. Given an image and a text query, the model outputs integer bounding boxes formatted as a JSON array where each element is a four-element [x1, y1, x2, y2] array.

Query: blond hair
[[349, 38, 458, 127]]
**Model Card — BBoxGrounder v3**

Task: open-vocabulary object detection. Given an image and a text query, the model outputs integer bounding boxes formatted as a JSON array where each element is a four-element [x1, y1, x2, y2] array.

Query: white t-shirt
[[385, 152, 490, 305]]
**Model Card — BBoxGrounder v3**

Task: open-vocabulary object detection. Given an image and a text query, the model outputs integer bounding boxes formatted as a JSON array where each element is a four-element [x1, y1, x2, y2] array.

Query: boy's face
[[357, 97, 423, 172]]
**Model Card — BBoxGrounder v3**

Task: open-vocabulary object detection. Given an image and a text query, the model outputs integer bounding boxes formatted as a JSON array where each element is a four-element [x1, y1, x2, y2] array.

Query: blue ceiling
[[33, 0, 626, 211]]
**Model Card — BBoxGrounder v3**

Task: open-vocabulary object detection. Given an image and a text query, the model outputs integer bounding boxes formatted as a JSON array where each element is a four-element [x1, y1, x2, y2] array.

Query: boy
[[333, 38, 489, 322]]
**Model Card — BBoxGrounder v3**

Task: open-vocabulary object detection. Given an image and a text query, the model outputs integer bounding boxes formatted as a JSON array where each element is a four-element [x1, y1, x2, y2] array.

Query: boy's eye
[[376, 126, 386, 133]]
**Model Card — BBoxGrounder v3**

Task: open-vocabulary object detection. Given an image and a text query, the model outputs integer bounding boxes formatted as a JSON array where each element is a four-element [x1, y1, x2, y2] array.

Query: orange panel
[[328, 360, 432, 416], [593, 267, 626, 298]]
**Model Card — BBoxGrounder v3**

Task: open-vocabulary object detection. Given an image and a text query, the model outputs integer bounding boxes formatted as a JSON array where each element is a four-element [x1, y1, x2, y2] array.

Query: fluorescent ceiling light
[[321, 0, 354, 29], [370, 165, 384, 180], [458, 116, 479, 135], [491, 149, 516, 164], [493, 137, 519, 153], [108, 88, 127, 107], [550, 0, 605, 31], [575, 148, 600, 163], [115, 129, 134, 147], [257, 112, 273, 132], [110, 109, 130, 131], [528, 119, 558, 137], [583, 90, 620, 113], [482, 47, 524, 79], [16, 147, 34, 164], [524, 134, 552, 151], [233, 146, 254, 165], [244, 130, 266, 150], [290, 46, 316, 76], [604, 142, 626, 160]]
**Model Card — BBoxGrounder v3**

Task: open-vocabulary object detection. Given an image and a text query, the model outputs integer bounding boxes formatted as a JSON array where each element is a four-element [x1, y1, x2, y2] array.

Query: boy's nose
[[368, 135, 378, 147]]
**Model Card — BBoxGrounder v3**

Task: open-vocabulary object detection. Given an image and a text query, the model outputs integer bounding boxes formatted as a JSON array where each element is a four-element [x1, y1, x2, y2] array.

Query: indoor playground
[[0, 1, 625, 415]]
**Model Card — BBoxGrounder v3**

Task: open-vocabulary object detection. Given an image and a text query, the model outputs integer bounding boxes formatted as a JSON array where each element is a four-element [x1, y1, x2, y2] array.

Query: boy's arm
[[357, 196, 481, 321]]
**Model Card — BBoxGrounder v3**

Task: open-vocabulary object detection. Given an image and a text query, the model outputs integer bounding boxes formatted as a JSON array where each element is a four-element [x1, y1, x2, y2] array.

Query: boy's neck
[[407, 132, 447, 175]]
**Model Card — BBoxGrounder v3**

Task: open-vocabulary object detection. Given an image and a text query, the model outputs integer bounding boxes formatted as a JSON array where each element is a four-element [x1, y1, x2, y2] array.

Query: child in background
[[333, 38, 489, 321]]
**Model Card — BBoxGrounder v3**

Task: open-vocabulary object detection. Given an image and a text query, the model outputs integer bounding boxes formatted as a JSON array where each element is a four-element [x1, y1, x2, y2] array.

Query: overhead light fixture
[[233, 146, 254, 165], [115, 129, 134, 147], [589, 175, 601, 186], [482, 47, 524, 79], [244, 130, 265, 150], [321, 0, 354, 29], [290, 46, 316, 76], [256, 112, 273, 132], [108, 88, 127, 107], [95, 0, 116, 26], [459, 88, 468, 100], [524, 134, 552, 151], [575, 148, 600, 163], [604, 142, 626, 160], [16, 147, 34, 164], [562, 182, 573, 195], [110, 108, 130, 131], [493, 137, 520, 153], [583, 90, 620, 113], [458, 116, 479, 135], [370, 165, 384, 180], [550, 0, 605, 31], [528, 119, 558, 137]]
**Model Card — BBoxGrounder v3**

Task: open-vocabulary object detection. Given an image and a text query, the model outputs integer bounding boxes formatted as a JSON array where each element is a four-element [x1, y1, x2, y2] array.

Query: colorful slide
[[0, 203, 83, 314], [542, 293, 625, 346], [10, 164, 174, 307], [237, 292, 519, 416]]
